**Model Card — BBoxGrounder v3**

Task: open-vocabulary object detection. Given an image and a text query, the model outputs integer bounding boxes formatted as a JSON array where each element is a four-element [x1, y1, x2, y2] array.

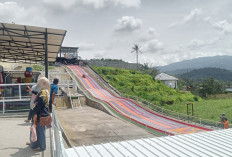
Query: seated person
[[222, 118, 229, 129]]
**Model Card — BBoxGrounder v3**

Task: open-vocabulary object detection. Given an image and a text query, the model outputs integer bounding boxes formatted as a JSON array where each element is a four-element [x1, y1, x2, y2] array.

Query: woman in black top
[[30, 77, 50, 151]]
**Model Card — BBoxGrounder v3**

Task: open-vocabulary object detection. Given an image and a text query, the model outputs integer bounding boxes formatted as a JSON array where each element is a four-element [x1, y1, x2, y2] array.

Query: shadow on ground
[[17, 122, 31, 126], [1, 146, 42, 157]]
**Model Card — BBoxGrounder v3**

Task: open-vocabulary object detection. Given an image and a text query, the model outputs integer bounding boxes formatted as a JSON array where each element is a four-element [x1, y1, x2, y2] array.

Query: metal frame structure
[[0, 23, 66, 78]]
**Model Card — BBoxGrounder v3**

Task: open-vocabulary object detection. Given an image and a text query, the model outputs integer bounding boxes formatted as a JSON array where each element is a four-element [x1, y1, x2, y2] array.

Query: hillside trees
[[180, 67, 232, 82], [199, 78, 224, 98], [141, 63, 159, 78]]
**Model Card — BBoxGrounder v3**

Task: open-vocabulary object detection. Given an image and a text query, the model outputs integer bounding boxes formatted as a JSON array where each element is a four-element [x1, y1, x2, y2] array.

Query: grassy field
[[162, 99, 232, 122]]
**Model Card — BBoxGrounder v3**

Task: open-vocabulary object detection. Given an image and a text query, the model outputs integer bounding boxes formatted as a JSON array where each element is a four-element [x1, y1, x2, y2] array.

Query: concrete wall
[[56, 96, 71, 108], [162, 80, 177, 89], [86, 97, 111, 115]]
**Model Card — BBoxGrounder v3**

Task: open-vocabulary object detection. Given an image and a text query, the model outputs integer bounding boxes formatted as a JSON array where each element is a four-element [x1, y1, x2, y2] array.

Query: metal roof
[[65, 129, 232, 157], [0, 23, 66, 63], [155, 73, 178, 81]]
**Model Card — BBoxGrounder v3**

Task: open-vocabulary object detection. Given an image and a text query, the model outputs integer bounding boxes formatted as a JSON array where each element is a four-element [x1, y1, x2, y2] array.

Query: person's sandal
[[26, 142, 30, 145], [24, 119, 30, 122]]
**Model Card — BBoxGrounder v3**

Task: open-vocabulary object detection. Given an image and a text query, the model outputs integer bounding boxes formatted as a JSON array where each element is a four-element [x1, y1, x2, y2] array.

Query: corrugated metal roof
[[155, 73, 178, 81], [0, 23, 66, 63], [65, 129, 232, 157]]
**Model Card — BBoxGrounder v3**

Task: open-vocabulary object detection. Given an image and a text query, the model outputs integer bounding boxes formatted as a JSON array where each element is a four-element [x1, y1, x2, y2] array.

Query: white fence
[[0, 83, 36, 114]]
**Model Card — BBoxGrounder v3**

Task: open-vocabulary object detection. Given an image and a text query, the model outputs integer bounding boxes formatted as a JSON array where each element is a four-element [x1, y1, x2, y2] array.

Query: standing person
[[49, 78, 59, 113], [222, 118, 229, 129], [220, 113, 226, 129], [30, 77, 50, 151], [25, 84, 40, 122]]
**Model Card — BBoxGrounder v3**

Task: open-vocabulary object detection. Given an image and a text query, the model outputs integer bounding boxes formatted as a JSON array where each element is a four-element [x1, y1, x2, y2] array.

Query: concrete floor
[[0, 117, 51, 157], [56, 106, 156, 147]]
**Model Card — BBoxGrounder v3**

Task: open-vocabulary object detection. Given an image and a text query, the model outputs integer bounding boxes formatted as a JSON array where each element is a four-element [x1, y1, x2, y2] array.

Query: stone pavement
[[0, 117, 51, 157]]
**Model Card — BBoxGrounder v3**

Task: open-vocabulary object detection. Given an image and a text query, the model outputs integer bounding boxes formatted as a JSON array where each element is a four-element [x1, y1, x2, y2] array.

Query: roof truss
[[0, 23, 66, 63]]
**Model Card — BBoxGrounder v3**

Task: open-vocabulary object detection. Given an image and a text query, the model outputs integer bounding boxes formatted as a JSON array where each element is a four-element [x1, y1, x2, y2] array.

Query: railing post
[[19, 84, 21, 100], [67, 80, 69, 89], [3, 97, 5, 114]]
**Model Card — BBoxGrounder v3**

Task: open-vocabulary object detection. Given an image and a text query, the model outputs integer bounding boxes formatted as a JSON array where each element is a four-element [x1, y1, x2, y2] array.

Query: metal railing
[[0, 83, 36, 114], [51, 106, 68, 157]]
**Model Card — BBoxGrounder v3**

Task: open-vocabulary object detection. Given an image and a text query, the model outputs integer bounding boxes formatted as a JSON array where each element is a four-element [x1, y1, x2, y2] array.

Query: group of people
[[220, 113, 229, 129], [25, 77, 59, 151]]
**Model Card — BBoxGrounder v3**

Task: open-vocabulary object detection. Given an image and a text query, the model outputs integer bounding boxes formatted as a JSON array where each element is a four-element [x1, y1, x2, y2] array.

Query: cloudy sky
[[1, 0, 232, 66]]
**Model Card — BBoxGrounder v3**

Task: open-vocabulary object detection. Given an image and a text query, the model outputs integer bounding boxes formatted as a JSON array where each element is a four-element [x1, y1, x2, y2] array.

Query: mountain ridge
[[157, 55, 232, 75], [179, 67, 232, 82]]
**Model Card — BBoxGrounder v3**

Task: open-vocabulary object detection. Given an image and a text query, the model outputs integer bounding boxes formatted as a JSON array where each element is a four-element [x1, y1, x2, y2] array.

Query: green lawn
[[163, 99, 232, 122]]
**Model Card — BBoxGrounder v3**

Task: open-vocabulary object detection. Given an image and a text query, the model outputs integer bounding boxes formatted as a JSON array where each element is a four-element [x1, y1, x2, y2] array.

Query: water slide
[[67, 65, 212, 135]]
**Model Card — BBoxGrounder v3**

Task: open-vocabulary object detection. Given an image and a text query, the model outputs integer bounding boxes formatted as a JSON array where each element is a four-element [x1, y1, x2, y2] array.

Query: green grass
[[32, 64, 54, 71], [163, 99, 232, 122], [93, 66, 201, 105]]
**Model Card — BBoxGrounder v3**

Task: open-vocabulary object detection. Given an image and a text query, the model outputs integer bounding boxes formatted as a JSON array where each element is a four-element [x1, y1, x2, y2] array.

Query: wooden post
[[187, 103, 194, 116]]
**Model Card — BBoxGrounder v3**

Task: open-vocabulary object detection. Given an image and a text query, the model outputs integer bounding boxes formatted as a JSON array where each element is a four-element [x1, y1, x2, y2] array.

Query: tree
[[141, 63, 159, 78], [131, 44, 142, 70], [199, 78, 224, 98]]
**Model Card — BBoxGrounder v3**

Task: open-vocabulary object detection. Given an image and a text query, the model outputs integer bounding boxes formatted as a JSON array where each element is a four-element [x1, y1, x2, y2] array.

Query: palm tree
[[131, 44, 142, 70]]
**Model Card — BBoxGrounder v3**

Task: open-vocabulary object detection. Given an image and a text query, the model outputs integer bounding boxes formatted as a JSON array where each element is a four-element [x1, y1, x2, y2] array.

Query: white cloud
[[114, 0, 141, 8], [138, 27, 160, 43], [114, 16, 142, 33], [77, 42, 95, 50], [211, 20, 232, 34], [183, 8, 202, 23], [142, 39, 164, 53], [42, 0, 77, 11], [147, 27, 159, 37], [189, 39, 205, 48], [74, 0, 108, 9], [42, 0, 140, 11], [93, 51, 107, 59], [0, 2, 46, 25], [169, 8, 203, 28]]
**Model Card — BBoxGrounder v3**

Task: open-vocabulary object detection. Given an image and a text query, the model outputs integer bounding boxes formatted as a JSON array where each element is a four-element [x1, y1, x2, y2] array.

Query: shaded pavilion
[[0, 23, 66, 78]]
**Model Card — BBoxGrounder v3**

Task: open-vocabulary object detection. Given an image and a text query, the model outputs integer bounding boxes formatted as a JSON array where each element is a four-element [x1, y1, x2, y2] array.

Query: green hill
[[92, 66, 201, 106]]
